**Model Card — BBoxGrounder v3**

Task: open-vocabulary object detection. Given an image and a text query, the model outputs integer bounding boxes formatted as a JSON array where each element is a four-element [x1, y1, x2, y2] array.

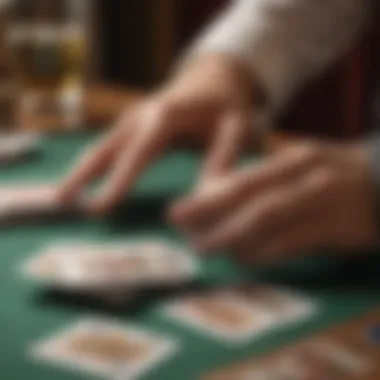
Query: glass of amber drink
[[7, 0, 89, 130]]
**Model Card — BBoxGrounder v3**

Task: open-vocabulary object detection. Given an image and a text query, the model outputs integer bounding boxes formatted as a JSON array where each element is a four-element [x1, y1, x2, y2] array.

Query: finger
[[59, 131, 123, 202], [170, 175, 243, 239], [198, 109, 250, 186], [171, 143, 325, 225], [90, 105, 172, 214], [169, 172, 242, 229], [59, 111, 133, 201], [233, 242, 259, 266], [255, 216, 331, 264], [231, 215, 324, 266], [194, 168, 333, 252]]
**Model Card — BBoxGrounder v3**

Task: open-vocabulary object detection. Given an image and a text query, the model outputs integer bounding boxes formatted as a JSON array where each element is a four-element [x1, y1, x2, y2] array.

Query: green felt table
[[0, 133, 379, 380]]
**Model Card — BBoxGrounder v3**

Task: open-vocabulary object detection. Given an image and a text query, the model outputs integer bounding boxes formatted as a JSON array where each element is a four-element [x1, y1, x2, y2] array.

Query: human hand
[[60, 54, 256, 213], [171, 142, 378, 264]]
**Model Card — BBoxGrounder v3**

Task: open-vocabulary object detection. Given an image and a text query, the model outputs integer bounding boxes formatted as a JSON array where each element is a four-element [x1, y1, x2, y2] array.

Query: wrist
[[348, 142, 370, 169], [171, 53, 265, 109]]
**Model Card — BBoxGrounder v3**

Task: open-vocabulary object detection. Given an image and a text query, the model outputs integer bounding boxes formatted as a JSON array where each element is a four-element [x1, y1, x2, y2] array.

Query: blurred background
[[0, 0, 378, 139]]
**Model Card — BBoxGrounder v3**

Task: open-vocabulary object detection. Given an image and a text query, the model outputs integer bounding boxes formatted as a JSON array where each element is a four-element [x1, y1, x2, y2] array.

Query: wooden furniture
[[98, 0, 178, 87], [0, 6, 17, 127], [204, 308, 380, 380]]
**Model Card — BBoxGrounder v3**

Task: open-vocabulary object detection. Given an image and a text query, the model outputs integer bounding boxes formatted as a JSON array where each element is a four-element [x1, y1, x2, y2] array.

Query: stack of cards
[[161, 285, 318, 345], [0, 183, 84, 225], [0, 184, 59, 219], [21, 239, 200, 301], [0, 132, 41, 164], [31, 318, 179, 379]]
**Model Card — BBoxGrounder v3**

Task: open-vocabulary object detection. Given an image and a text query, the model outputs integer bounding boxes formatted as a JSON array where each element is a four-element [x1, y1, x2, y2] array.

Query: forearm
[[171, 52, 266, 110], [184, 0, 370, 118]]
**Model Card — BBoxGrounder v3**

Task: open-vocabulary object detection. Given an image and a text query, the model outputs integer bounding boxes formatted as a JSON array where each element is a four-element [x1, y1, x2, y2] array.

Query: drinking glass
[[7, 0, 89, 130]]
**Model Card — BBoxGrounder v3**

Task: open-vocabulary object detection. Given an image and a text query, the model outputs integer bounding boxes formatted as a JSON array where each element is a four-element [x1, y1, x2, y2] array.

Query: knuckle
[[302, 144, 325, 164], [233, 245, 255, 265], [289, 143, 326, 166], [115, 106, 136, 131], [154, 97, 177, 122], [311, 167, 338, 195], [250, 204, 277, 232]]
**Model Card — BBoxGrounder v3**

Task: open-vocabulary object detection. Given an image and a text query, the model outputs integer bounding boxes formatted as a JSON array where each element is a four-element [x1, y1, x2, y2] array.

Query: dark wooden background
[[98, 0, 375, 139]]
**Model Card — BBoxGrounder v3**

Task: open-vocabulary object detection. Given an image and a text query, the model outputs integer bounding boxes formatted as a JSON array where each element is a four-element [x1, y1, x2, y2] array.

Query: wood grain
[[204, 308, 380, 380]]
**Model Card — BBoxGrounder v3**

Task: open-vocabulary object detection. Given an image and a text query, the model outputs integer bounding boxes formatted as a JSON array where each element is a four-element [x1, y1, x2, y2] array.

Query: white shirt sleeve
[[188, 0, 372, 118]]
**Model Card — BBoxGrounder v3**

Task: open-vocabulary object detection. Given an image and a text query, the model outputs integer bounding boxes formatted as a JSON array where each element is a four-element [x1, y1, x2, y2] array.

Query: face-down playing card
[[161, 284, 318, 344], [30, 318, 179, 379]]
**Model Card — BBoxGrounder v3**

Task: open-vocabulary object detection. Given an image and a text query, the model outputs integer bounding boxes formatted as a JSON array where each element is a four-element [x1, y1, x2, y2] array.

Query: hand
[[171, 142, 378, 265], [59, 54, 256, 214]]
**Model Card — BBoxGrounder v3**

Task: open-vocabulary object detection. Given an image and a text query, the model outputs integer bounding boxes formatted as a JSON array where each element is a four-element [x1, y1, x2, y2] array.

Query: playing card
[[21, 239, 200, 292], [161, 289, 275, 344], [235, 284, 318, 325], [0, 183, 81, 224], [0, 184, 58, 214], [0, 132, 41, 164], [101, 240, 199, 287], [161, 285, 317, 344], [30, 318, 179, 379]]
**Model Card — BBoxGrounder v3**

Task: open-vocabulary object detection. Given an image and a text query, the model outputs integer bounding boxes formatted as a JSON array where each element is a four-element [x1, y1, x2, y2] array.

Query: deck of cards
[[21, 239, 200, 299], [31, 318, 179, 379], [0, 184, 61, 220]]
